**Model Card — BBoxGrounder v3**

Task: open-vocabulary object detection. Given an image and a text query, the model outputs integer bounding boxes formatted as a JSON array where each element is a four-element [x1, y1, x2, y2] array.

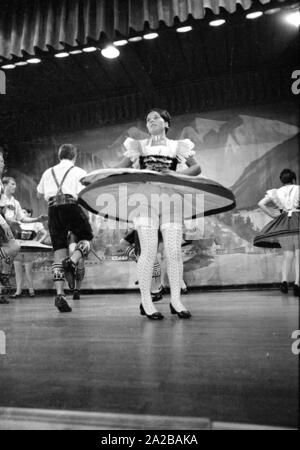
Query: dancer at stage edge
[[37, 144, 93, 312], [254, 168, 300, 296], [78, 108, 235, 320], [0, 151, 21, 304]]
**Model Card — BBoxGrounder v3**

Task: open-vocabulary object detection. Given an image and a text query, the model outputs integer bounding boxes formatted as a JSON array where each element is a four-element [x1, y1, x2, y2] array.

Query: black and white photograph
[[0, 0, 299, 432]]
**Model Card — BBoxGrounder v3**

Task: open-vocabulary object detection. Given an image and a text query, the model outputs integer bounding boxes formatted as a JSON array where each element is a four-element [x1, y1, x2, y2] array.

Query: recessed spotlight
[[264, 8, 281, 15], [1, 64, 15, 69], [246, 11, 263, 19], [54, 52, 69, 58], [27, 58, 41, 63], [101, 45, 120, 59], [143, 32, 158, 40], [176, 25, 193, 33], [128, 36, 143, 42], [209, 19, 226, 27], [285, 11, 300, 27], [82, 46, 98, 53], [69, 49, 83, 54], [113, 39, 128, 47], [15, 61, 28, 66]]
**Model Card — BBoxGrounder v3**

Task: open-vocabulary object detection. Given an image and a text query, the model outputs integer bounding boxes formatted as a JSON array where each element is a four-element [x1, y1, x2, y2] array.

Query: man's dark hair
[[2, 176, 16, 186], [279, 168, 296, 184], [58, 144, 77, 161]]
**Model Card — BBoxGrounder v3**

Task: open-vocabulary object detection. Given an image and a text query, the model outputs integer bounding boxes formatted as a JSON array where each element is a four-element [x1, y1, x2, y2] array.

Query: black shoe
[[0, 295, 9, 304], [55, 295, 72, 313], [280, 281, 288, 294], [170, 303, 192, 319], [73, 290, 80, 300], [0, 273, 12, 288], [62, 258, 76, 290], [10, 292, 22, 298], [151, 292, 163, 302], [293, 284, 300, 297], [139, 304, 164, 320]]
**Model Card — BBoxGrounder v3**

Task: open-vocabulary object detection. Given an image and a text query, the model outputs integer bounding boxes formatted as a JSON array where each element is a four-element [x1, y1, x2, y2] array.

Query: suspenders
[[51, 166, 74, 196], [48, 166, 77, 207]]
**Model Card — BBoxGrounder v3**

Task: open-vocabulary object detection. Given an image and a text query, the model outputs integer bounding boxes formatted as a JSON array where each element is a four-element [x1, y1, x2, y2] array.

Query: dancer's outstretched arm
[[258, 197, 278, 218], [179, 156, 201, 176]]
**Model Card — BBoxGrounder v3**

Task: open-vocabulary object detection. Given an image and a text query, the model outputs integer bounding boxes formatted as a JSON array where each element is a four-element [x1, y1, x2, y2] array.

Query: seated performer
[[0, 153, 20, 304], [254, 168, 300, 296], [37, 144, 93, 312], [10, 208, 48, 298]]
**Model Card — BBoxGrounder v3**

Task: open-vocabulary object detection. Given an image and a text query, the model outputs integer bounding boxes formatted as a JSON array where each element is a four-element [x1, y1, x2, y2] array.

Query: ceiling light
[[209, 19, 226, 27], [176, 25, 193, 33], [69, 49, 83, 54], [246, 11, 263, 19], [54, 52, 69, 58], [82, 46, 98, 53], [27, 58, 41, 63], [128, 36, 143, 42], [1, 64, 15, 69], [101, 45, 120, 59], [285, 10, 300, 27], [113, 39, 128, 47], [143, 32, 158, 40], [264, 8, 281, 15], [15, 61, 28, 66]]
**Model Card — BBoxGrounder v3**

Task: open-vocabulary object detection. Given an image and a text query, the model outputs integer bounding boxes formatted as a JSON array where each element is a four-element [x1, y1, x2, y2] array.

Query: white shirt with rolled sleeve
[[37, 159, 87, 201], [1, 194, 26, 222], [0, 179, 7, 227]]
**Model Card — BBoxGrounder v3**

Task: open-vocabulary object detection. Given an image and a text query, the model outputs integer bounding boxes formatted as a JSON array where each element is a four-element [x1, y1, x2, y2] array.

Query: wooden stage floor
[[0, 291, 298, 429]]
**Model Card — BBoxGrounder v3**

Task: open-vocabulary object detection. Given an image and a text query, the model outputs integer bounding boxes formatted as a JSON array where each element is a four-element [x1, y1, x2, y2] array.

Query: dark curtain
[[0, 66, 294, 143], [0, 0, 285, 59]]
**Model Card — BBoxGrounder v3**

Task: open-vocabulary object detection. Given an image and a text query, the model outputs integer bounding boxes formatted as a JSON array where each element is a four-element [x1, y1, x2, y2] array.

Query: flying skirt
[[253, 211, 300, 248], [78, 168, 236, 223]]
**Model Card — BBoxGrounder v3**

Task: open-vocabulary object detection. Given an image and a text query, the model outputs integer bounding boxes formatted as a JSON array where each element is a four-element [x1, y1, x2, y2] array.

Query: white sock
[[162, 224, 188, 312], [137, 227, 159, 315]]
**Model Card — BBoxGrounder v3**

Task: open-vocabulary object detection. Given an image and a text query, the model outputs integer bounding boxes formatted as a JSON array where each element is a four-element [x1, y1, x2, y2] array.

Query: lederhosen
[[48, 166, 93, 251]]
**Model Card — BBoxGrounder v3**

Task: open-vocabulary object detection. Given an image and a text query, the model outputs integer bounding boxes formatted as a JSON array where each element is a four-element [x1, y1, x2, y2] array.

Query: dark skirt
[[78, 168, 236, 222], [253, 211, 300, 248]]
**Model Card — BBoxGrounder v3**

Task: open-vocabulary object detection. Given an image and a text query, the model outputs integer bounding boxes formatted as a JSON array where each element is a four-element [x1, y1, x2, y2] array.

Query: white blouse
[[265, 185, 300, 214], [123, 137, 195, 168]]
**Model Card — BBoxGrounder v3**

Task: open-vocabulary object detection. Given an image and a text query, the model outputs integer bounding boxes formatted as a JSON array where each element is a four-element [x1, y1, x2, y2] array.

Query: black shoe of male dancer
[[62, 257, 76, 290], [0, 273, 12, 288], [280, 281, 288, 294], [293, 284, 300, 297], [151, 285, 165, 302], [55, 294, 72, 312], [73, 289, 80, 300], [0, 295, 9, 304]]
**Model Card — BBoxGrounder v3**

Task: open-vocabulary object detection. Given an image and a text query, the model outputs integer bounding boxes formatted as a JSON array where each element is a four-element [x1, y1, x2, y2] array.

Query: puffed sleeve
[[176, 139, 195, 163], [123, 138, 141, 164]]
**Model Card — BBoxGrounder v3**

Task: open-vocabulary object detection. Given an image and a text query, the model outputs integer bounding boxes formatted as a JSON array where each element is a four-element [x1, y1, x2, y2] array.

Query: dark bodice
[[139, 155, 178, 172]]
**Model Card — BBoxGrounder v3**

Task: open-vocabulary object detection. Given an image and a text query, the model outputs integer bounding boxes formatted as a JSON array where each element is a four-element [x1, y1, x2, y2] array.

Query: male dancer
[[37, 144, 93, 312]]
